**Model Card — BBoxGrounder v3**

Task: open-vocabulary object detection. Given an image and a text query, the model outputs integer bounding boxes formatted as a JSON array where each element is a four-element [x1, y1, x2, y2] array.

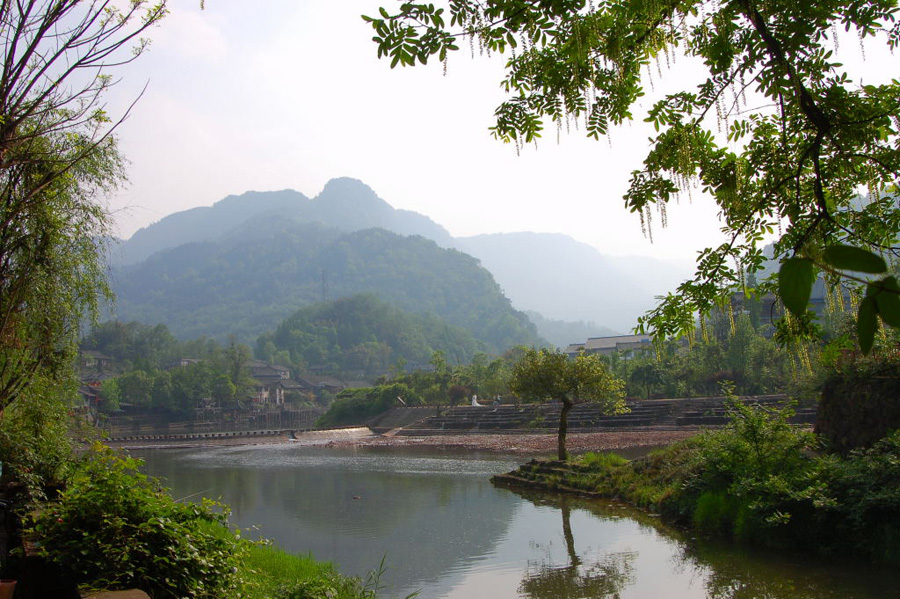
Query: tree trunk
[[558, 398, 572, 461]]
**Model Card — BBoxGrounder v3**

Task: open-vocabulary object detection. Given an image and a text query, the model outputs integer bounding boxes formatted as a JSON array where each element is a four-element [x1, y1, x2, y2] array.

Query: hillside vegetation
[[112, 219, 540, 352], [257, 294, 484, 373]]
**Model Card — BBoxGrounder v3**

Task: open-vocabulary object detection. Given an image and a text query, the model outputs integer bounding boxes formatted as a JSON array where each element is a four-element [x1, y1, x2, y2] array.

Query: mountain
[[109, 218, 540, 353], [111, 176, 692, 337], [113, 189, 309, 265], [113, 178, 453, 265], [453, 233, 692, 332], [306, 178, 453, 246]]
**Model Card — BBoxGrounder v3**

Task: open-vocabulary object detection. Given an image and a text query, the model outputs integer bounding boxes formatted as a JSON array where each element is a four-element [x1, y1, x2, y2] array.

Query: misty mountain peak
[[310, 177, 394, 225]]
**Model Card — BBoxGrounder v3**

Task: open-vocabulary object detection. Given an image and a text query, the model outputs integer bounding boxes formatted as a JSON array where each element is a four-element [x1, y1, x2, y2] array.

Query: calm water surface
[[135, 444, 897, 599]]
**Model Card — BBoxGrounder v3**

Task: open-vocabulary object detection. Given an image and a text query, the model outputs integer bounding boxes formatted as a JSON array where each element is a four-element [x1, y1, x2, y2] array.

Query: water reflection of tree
[[677, 541, 895, 599], [519, 498, 635, 599], [501, 485, 890, 599]]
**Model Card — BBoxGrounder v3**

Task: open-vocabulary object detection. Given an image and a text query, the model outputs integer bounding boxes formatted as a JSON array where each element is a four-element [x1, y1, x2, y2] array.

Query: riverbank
[[107, 427, 699, 455], [322, 429, 698, 455], [491, 419, 900, 565]]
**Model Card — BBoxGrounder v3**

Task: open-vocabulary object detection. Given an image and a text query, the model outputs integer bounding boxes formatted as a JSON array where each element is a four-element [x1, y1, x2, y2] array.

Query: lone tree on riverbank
[[509, 348, 625, 460], [364, 0, 900, 352]]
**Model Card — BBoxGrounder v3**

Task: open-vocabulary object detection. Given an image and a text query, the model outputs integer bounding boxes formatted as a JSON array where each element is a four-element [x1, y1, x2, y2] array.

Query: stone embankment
[[370, 395, 815, 436], [491, 459, 606, 496], [104, 395, 813, 452]]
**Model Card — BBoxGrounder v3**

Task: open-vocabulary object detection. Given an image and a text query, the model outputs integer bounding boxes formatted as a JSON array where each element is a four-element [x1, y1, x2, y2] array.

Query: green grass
[[240, 539, 416, 599], [566, 442, 702, 510], [242, 542, 338, 599], [195, 520, 365, 599]]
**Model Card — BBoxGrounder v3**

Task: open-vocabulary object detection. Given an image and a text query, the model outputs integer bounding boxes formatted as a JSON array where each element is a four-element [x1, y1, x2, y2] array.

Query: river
[[135, 443, 896, 599]]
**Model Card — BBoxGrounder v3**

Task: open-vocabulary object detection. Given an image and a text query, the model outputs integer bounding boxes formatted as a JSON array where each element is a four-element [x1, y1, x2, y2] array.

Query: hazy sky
[[101, 1, 880, 262]]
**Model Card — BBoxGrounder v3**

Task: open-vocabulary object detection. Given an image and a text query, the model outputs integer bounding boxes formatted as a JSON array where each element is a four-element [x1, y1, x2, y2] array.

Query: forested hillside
[[256, 294, 483, 373], [110, 218, 541, 353], [524, 311, 619, 348]]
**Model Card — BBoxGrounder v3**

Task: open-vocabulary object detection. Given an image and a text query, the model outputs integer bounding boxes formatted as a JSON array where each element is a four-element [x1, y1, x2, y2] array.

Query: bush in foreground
[[27, 444, 403, 599], [29, 444, 247, 598]]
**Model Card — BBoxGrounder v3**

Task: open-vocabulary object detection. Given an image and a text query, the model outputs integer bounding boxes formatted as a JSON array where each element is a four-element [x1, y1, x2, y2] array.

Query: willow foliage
[[0, 1, 168, 413]]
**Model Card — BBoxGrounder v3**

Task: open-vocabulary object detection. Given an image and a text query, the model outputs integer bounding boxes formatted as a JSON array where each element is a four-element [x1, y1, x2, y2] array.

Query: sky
[[100, 0, 877, 263], [100, 0, 730, 263]]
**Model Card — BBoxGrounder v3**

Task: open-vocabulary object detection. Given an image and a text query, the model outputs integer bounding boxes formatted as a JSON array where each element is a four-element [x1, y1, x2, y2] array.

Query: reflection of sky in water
[[135, 446, 896, 599], [173, 443, 512, 475]]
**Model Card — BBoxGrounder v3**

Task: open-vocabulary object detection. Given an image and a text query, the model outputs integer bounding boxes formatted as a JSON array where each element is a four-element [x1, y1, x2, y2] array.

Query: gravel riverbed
[[323, 429, 699, 456]]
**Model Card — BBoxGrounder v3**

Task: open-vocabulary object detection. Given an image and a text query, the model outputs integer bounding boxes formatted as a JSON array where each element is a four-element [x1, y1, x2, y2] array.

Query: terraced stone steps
[[491, 459, 610, 498], [391, 395, 815, 436], [368, 406, 435, 433]]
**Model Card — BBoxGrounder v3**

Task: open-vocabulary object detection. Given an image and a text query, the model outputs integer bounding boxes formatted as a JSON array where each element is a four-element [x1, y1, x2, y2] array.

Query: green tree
[[99, 379, 122, 414], [0, 2, 167, 416], [150, 371, 174, 412], [0, 373, 75, 497], [365, 0, 900, 350], [629, 362, 665, 400], [481, 355, 512, 398], [510, 348, 626, 460], [83, 321, 182, 371], [224, 338, 254, 397], [169, 363, 213, 416], [211, 374, 237, 405], [117, 370, 154, 408]]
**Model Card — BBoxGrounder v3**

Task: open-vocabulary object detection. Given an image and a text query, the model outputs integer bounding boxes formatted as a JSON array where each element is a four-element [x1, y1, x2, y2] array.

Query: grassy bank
[[494, 401, 900, 565], [242, 541, 392, 599]]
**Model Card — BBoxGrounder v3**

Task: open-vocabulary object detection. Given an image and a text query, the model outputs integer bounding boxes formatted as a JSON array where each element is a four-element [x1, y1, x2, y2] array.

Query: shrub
[[695, 397, 816, 487], [29, 444, 247, 598], [0, 375, 77, 499], [818, 431, 900, 562], [692, 491, 742, 535], [817, 356, 900, 454], [680, 397, 824, 544]]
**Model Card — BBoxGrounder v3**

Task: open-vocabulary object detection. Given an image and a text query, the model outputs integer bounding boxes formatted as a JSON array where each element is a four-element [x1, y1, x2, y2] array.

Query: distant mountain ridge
[[114, 178, 453, 266], [111, 177, 691, 335], [453, 232, 690, 331], [524, 311, 619, 349]]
